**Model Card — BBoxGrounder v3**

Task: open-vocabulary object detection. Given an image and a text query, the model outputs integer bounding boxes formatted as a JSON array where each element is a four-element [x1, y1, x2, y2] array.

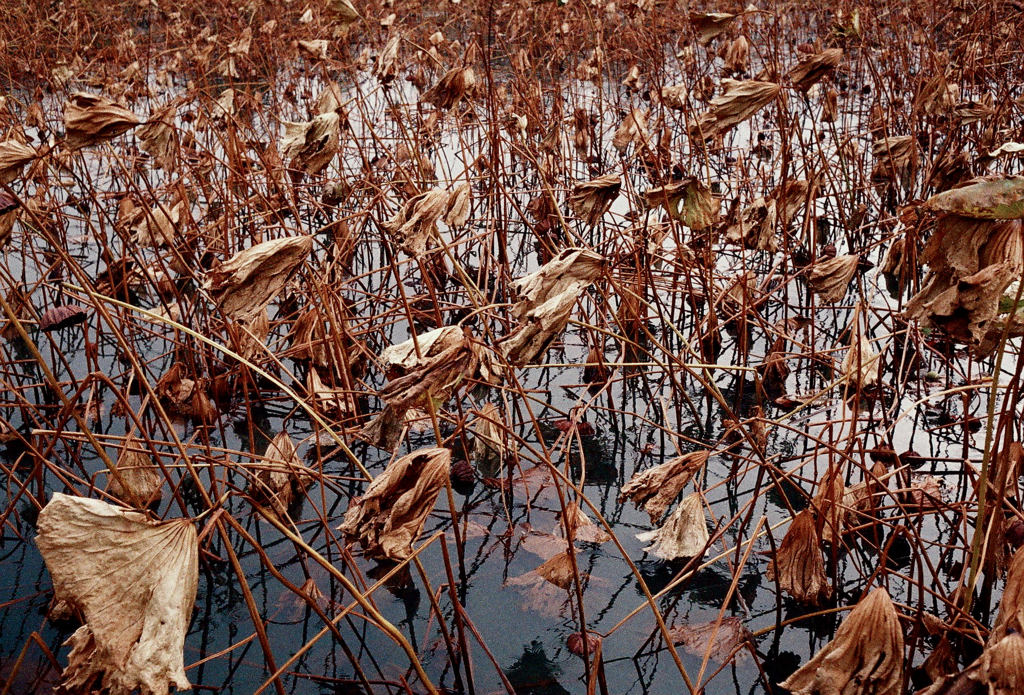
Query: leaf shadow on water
[[505, 640, 571, 695]]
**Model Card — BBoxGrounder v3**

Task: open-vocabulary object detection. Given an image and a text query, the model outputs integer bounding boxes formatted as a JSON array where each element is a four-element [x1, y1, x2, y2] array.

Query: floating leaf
[[670, 617, 752, 663], [39, 304, 89, 332]]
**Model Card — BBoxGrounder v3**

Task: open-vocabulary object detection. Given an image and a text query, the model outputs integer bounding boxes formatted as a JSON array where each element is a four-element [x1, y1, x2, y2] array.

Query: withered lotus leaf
[[509, 248, 605, 322], [690, 12, 736, 45], [361, 327, 479, 450], [619, 450, 710, 524], [382, 189, 449, 257], [280, 111, 342, 176], [249, 431, 314, 521], [689, 80, 781, 141], [974, 632, 1024, 695], [63, 92, 141, 150], [723, 196, 777, 251], [204, 235, 313, 322], [612, 107, 650, 152], [499, 248, 605, 366], [806, 253, 860, 303], [155, 363, 217, 423], [137, 105, 178, 172], [444, 182, 472, 228], [907, 216, 1023, 349], [767, 509, 832, 605], [471, 403, 505, 478], [306, 367, 355, 417], [570, 174, 621, 227], [421, 67, 477, 110], [661, 85, 689, 110], [635, 492, 709, 560], [107, 434, 163, 509], [378, 329, 479, 409], [507, 550, 581, 591], [992, 545, 1024, 640], [35, 493, 198, 695], [39, 304, 89, 332], [297, 39, 329, 61], [563, 501, 610, 544], [788, 48, 844, 92], [380, 325, 467, 375], [670, 617, 752, 663], [780, 587, 904, 695], [0, 139, 36, 184], [327, 0, 360, 23], [723, 35, 750, 75], [339, 447, 451, 560], [841, 332, 880, 389], [922, 176, 1024, 220], [132, 199, 185, 248], [645, 178, 720, 230]]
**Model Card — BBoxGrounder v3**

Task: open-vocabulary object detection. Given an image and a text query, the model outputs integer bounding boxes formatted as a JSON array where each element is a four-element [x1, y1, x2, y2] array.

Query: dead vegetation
[[1, 0, 1024, 693]]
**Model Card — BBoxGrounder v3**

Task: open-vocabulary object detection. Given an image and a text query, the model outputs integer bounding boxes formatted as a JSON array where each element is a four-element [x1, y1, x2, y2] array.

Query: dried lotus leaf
[[780, 587, 904, 695], [422, 67, 476, 110], [788, 48, 843, 92], [806, 254, 859, 303], [382, 189, 449, 257], [635, 493, 709, 560], [499, 249, 605, 366], [35, 493, 198, 695], [204, 235, 313, 322], [569, 174, 621, 227], [619, 450, 710, 524], [63, 92, 141, 149], [280, 111, 341, 175], [339, 447, 451, 560], [841, 332, 880, 389], [137, 105, 178, 172], [249, 431, 314, 521], [922, 176, 1024, 220], [107, 434, 163, 509], [767, 509, 832, 605], [689, 80, 781, 141], [0, 140, 36, 184]]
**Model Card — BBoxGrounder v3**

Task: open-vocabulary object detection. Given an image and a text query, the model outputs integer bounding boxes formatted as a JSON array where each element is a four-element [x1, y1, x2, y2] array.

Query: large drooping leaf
[[781, 588, 904, 695], [922, 176, 1024, 219], [204, 235, 313, 321], [339, 447, 451, 560], [35, 493, 198, 695]]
